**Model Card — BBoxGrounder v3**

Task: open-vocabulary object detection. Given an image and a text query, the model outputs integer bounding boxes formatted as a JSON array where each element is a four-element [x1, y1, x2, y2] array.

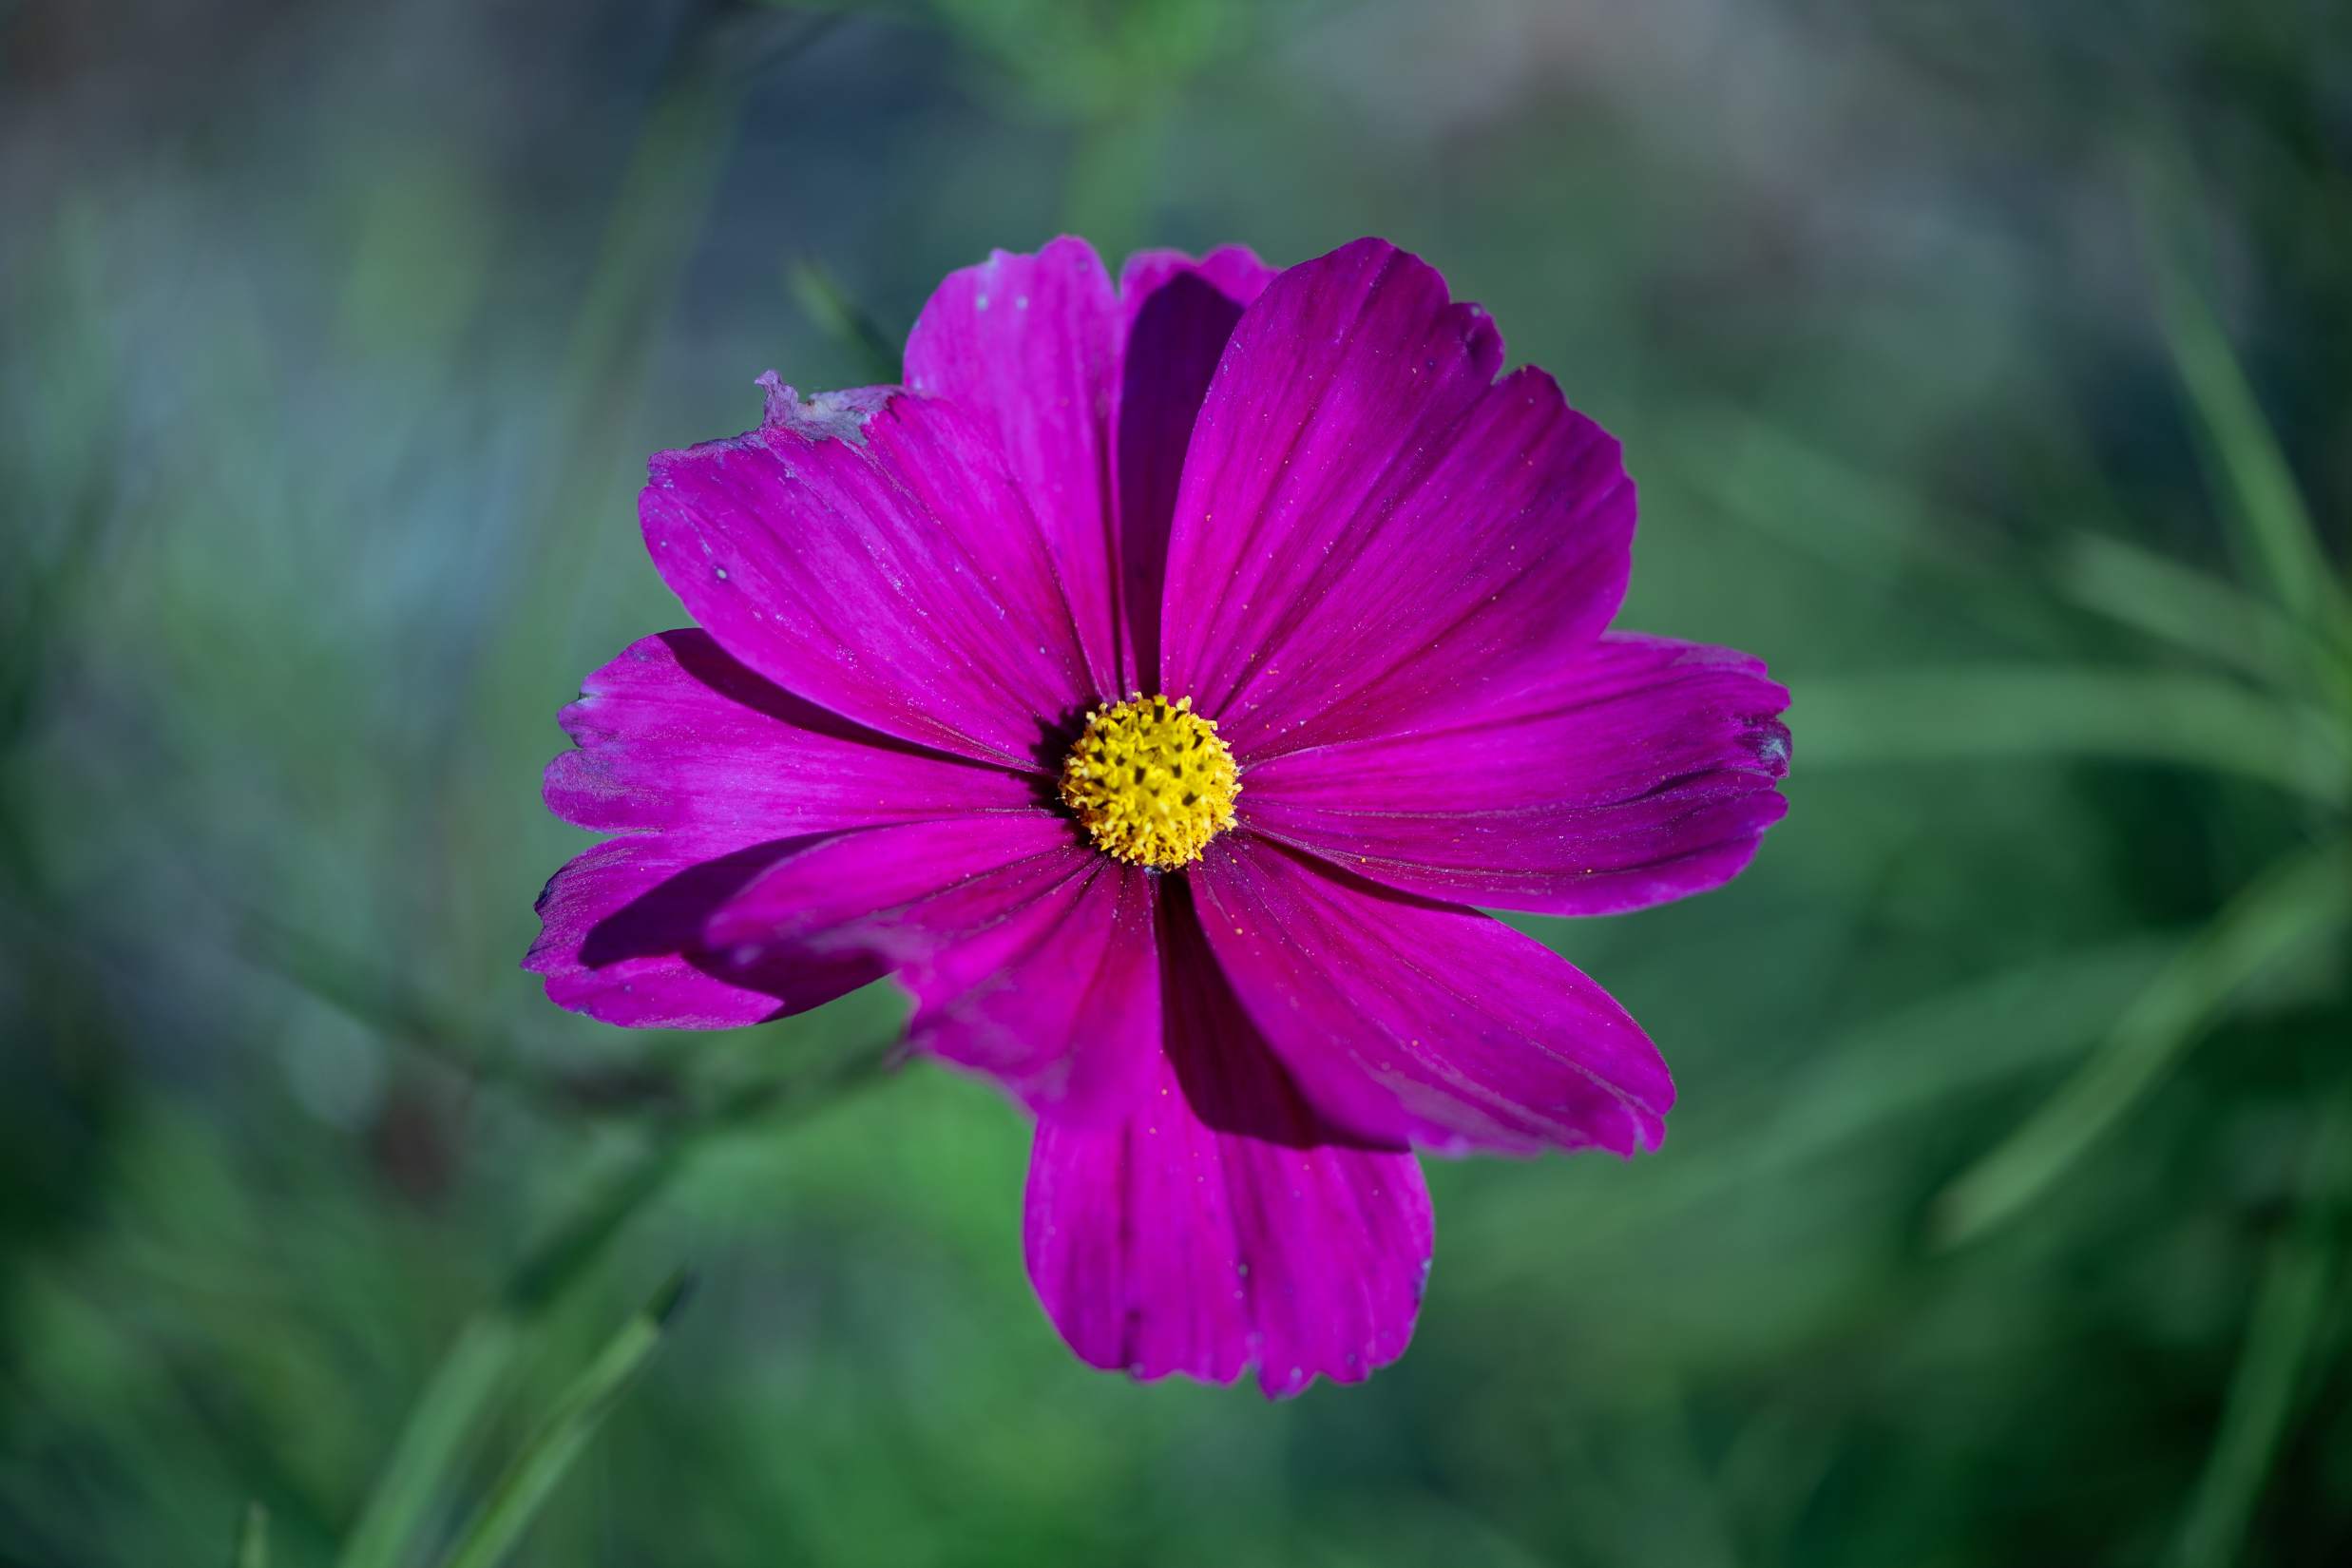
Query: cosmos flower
[[529, 237, 1791, 1397]]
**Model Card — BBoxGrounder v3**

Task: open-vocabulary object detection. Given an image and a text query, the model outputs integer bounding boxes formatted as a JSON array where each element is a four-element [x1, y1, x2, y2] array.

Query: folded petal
[[1119, 245, 1280, 318], [702, 816, 1155, 1118], [1159, 238, 1634, 758], [1241, 634, 1791, 915], [1113, 247, 1276, 688], [902, 239, 1278, 695], [1025, 884, 1432, 1397], [1193, 836, 1672, 1156], [526, 834, 882, 1029], [904, 239, 1124, 693], [544, 629, 1042, 837], [640, 384, 1093, 769]]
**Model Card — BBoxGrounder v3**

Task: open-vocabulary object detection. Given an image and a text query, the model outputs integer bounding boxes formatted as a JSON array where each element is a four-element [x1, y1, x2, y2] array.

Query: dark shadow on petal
[[1154, 871, 1404, 1153], [580, 834, 885, 1009], [1023, 699, 1101, 806], [1117, 273, 1248, 689]]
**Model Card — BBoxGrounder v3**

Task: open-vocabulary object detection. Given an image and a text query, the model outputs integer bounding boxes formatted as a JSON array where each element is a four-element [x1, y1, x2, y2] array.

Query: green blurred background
[[6, 1, 2351, 1563]]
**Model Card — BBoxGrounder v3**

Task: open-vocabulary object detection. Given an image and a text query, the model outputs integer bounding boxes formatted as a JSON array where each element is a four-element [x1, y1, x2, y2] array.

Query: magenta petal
[[527, 630, 1039, 1030], [904, 238, 1124, 695], [1159, 238, 1634, 758], [703, 813, 1082, 953], [1025, 888, 1432, 1398], [640, 385, 1093, 769], [900, 238, 1277, 694], [544, 629, 1041, 837], [1112, 246, 1276, 689], [526, 835, 881, 1029], [1118, 245, 1279, 316], [1242, 633, 1792, 915], [904, 860, 1161, 1119], [700, 816, 1155, 1118], [1193, 836, 1672, 1157]]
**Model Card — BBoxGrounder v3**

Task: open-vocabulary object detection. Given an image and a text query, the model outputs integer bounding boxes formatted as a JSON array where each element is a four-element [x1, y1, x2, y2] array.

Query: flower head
[[1059, 694, 1239, 868], [529, 237, 1791, 1397]]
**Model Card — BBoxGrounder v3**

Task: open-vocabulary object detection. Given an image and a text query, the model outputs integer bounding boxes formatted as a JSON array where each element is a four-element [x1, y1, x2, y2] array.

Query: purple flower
[[529, 237, 1790, 1397]]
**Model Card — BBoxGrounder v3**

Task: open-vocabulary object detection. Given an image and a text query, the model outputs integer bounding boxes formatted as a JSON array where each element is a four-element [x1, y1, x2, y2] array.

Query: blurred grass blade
[[1691, 406, 2343, 695], [336, 1040, 893, 1568], [336, 1318, 520, 1568], [1681, 409, 2095, 648], [787, 259, 902, 385], [2173, 1229, 2336, 1567], [1453, 937, 2178, 1276], [2172, 1093, 2351, 1568], [335, 1138, 689, 1568], [1936, 838, 2352, 1245], [436, 1275, 691, 1568], [1061, 107, 1167, 264], [2154, 255, 2350, 642], [1713, 938, 2176, 1193], [2054, 531, 2303, 687], [505, 9, 840, 581], [235, 1502, 269, 1568], [1679, 411, 1991, 588], [1799, 667, 2346, 802]]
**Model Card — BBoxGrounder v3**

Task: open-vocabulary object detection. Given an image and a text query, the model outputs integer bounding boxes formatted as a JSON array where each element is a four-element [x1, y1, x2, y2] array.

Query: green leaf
[[335, 1138, 694, 1568], [2053, 530, 2304, 688], [2172, 1092, 2352, 1568], [234, 1502, 269, 1568], [434, 1276, 690, 1568], [1675, 411, 1979, 584], [1935, 838, 2352, 1246], [335, 1037, 896, 1568], [2154, 254, 2351, 647], [335, 1317, 522, 1568], [1720, 938, 2178, 1190], [1797, 667, 2347, 803], [1446, 937, 2178, 1272], [786, 259, 904, 387]]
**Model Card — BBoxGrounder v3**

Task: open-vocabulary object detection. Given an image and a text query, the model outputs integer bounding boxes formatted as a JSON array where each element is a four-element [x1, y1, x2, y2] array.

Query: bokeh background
[[7, 1, 2352, 1563]]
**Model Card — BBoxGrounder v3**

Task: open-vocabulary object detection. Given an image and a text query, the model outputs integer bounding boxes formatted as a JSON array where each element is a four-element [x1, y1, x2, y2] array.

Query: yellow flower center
[[1058, 694, 1240, 869]]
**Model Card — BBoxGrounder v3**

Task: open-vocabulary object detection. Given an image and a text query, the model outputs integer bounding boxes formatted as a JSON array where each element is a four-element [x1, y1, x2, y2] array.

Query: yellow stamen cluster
[[1059, 693, 1239, 869]]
